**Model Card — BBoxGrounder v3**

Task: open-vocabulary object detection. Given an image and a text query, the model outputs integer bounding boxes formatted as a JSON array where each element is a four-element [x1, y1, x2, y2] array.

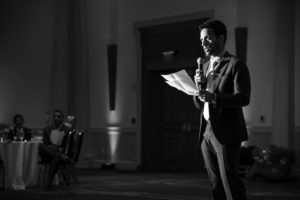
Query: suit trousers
[[39, 144, 64, 185], [201, 120, 247, 200]]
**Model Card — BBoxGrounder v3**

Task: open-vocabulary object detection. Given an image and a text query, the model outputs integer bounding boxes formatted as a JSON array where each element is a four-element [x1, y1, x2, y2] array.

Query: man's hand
[[194, 69, 200, 89], [198, 90, 215, 103], [194, 69, 206, 90]]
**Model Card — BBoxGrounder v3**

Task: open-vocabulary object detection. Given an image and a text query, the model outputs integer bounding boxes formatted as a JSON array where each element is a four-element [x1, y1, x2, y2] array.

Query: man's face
[[14, 117, 24, 128], [200, 28, 223, 57], [53, 112, 63, 127]]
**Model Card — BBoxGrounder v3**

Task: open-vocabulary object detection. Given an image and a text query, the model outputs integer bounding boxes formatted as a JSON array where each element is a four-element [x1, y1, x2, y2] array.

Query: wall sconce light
[[107, 44, 118, 110]]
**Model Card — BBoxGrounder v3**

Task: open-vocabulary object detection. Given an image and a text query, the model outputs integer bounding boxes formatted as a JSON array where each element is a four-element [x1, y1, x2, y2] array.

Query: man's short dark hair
[[13, 114, 24, 123], [53, 109, 64, 118], [199, 19, 227, 44]]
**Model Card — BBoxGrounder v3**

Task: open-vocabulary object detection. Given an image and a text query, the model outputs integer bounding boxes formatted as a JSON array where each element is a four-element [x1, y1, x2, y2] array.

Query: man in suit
[[39, 109, 70, 189], [8, 114, 31, 141], [194, 20, 251, 200]]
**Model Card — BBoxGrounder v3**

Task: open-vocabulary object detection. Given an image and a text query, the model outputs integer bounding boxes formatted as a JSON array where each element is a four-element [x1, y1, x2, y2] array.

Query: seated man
[[8, 114, 32, 141], [39, 109, 70, 189]]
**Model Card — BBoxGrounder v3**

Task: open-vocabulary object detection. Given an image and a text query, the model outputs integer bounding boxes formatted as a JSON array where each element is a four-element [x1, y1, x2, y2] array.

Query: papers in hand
[[161, 69, 198, 96]]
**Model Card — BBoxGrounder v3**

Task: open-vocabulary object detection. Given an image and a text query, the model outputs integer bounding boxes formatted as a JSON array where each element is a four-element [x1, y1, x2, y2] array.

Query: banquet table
[[0, 141, 40, 190]]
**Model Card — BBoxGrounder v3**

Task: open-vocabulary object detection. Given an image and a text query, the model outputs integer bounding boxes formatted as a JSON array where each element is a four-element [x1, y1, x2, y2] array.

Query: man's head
[[65, 115, 77, 129], [13, 114, 24, 128], [53, 109, 64, 127], [198, 20, 227, 57]]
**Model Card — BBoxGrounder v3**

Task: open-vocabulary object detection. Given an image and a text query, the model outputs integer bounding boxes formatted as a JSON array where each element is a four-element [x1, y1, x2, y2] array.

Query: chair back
[[66, 131, 84, 164], [0, 159, 5, 189], [73, 131, 84, 163]]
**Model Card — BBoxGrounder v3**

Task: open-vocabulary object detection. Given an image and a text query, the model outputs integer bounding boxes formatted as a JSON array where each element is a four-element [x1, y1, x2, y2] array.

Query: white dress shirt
[[203, 50, 226, 121]]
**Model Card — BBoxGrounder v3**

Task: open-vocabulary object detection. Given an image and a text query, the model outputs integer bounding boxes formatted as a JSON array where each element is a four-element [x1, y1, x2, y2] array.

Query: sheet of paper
[[161, 70, 198, 96]]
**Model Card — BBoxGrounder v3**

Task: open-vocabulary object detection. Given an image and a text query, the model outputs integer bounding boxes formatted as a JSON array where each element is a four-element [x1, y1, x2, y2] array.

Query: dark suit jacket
[[194, 52, 251, 145], [8, 127, 31, 141]]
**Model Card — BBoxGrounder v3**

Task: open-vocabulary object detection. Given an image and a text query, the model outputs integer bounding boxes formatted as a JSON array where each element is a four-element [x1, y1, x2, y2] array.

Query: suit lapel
[[211, 52, 231, 92]]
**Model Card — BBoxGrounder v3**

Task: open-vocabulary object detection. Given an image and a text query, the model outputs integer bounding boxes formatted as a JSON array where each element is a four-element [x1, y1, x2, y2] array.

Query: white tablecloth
[[0, 141, 40, 190]]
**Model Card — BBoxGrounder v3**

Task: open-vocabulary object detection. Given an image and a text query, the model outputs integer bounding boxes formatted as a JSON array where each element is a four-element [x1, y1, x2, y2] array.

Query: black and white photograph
[[0, 0, 299, 200]]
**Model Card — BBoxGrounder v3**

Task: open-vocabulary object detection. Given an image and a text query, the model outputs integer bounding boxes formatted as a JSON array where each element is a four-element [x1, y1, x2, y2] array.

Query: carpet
[[1, 170, 300, 200]]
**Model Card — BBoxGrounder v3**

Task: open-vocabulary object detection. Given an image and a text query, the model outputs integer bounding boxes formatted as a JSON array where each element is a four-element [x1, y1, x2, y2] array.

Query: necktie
[[203, 61, 218, 121]]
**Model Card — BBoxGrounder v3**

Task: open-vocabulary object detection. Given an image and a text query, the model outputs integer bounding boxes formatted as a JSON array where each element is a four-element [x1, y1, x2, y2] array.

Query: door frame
[[134, 10, 213, 170]]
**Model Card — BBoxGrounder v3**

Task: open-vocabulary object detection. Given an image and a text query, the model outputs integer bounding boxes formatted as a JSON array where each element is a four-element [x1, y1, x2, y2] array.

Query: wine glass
[[19, 131, 24, 142], [0, 130, 3, 142]]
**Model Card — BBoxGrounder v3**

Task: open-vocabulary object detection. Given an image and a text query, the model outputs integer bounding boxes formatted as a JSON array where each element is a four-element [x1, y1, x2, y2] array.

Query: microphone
[[197, 57, 206, 90]]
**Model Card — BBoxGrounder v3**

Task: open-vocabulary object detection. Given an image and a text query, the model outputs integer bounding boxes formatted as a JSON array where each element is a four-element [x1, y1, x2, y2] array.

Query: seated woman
[[7, 114, 32, 141]]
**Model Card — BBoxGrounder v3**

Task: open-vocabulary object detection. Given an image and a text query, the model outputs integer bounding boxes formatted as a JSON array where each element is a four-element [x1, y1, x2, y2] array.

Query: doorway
[[137, 16, 210, 172]]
